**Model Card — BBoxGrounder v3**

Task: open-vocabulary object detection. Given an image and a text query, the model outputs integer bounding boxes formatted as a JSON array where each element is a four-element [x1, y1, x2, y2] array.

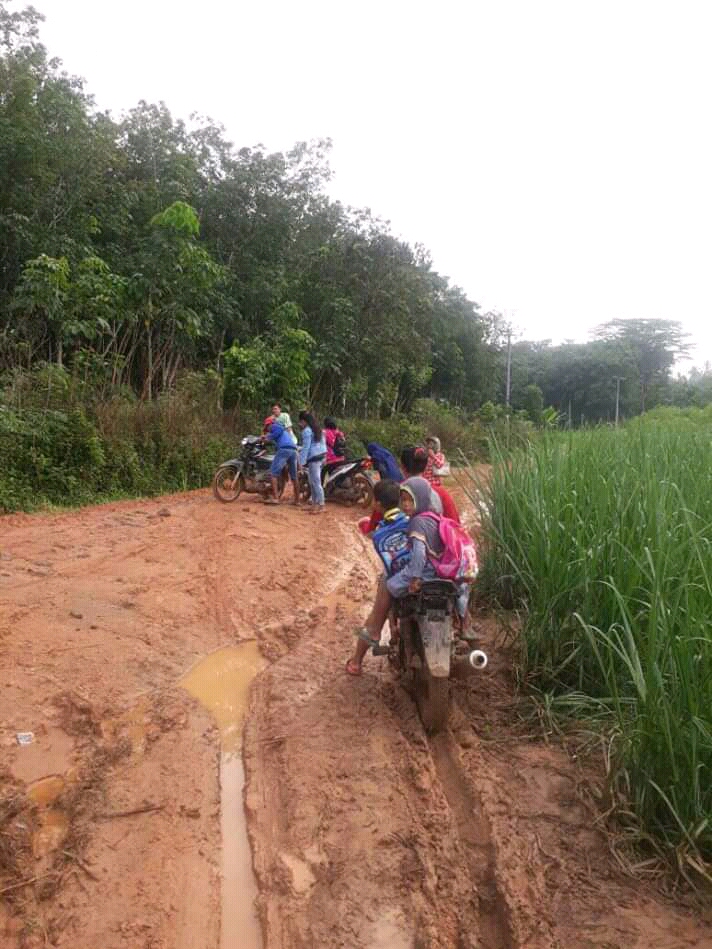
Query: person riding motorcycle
[[323, 417, 346, 464]]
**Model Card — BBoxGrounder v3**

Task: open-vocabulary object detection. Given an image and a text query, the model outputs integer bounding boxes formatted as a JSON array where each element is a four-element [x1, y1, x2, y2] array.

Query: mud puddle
[[181, 643, 267, 949]]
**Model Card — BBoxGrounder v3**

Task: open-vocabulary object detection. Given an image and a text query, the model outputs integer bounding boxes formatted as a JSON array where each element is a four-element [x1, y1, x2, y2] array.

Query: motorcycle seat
[[396, 579, 458, 618], [418, 580, 459, 597]]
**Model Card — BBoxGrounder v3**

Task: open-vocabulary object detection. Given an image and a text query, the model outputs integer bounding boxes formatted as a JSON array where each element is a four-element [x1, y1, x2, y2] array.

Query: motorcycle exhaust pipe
[[468, 649, 488, 670]]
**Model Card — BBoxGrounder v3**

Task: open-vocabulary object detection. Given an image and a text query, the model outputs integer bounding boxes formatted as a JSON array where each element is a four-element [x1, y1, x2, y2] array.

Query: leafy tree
[[523, 384, 544, 425], [594, 318, 690, 413], [12, 254, 70, 365]]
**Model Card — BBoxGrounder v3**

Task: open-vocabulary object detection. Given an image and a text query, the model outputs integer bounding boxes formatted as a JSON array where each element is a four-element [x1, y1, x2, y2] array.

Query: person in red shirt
[[423, 435, 446, 486], [400, 446, 460, 523], [323, 417, 346, 464]]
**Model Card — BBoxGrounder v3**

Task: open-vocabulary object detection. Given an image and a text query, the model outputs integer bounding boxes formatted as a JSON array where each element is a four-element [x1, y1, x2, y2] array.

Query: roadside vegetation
[[0, 365, 532, 512], [478, 418, 712, 883]]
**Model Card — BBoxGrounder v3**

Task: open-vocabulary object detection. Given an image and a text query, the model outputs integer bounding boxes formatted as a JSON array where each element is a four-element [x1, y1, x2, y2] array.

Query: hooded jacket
[[400, 477, 444, 556], [267, 421, 298, 452], [366, 442, 403, 482]]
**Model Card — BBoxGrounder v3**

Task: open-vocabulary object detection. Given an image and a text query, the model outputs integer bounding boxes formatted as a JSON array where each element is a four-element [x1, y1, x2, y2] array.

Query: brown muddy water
[[181, 642, 267, 949]]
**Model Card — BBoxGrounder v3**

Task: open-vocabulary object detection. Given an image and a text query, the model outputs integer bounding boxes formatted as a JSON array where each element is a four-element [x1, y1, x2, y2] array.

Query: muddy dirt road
[[1, 491, 711, 948]]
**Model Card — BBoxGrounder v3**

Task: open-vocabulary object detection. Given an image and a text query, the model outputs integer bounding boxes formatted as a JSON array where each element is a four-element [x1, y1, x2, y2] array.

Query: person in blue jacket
[[298, 411, 327, 514], [264, 419, 300, 505], [366, 442, 403, 482]]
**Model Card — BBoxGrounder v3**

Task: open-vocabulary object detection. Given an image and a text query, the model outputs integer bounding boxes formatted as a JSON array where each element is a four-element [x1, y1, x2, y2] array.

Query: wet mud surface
[[1, 487, 711, 948]]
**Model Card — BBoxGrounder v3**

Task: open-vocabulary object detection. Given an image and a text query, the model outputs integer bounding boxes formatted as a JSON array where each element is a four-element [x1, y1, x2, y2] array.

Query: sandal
[[263, 497, 280, 505], [345, 658, 362, 676]]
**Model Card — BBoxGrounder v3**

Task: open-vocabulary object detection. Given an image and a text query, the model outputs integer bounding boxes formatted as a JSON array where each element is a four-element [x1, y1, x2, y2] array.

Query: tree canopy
[[0, 2, 706, 423]]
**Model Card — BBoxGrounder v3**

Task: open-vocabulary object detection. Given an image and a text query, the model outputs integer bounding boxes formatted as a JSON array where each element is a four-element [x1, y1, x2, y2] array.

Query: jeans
[[270, 446, 298, 480], [307, 458, 325, 506]]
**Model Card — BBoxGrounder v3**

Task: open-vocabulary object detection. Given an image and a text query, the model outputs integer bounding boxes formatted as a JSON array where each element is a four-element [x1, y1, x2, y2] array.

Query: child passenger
[[346, 477, 461, 676]]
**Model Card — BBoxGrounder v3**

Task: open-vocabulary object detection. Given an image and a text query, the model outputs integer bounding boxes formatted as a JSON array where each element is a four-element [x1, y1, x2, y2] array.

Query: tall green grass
[[480, 426, 712, 877]]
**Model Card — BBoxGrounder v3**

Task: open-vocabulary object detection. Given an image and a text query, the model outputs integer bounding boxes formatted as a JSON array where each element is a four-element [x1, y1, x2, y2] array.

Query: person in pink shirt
[[323, 417, 346, 464]]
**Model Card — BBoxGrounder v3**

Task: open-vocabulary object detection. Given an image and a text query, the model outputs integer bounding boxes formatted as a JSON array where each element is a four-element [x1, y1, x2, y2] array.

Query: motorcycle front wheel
[[213, 466, 242, 502], [353, 472, 374, 508]]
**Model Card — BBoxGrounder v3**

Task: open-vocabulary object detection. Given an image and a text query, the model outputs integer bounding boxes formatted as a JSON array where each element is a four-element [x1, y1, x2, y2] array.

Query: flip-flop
[[263, 497, 280, 505], [345, 658, 362, 676]]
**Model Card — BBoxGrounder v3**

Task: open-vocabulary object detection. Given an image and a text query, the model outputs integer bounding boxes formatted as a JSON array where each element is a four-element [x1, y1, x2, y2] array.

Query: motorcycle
[[374, 580, 487, 734], [298, 457, 375, 507], [212, 436, 288, 502]]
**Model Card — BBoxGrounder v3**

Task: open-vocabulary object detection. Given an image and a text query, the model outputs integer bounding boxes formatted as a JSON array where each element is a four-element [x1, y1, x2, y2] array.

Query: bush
[[341, 416, 427, 459], [0, 405, 105, 510], [0, 371, 238, 511]]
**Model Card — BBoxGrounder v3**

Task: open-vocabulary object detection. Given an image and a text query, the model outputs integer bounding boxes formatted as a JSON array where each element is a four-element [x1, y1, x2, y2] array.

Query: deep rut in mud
[[429, 732, 513, 949]]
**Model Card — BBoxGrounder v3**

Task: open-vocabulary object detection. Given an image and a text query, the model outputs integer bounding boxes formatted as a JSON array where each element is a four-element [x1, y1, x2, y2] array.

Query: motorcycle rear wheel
[[353, 472, 374, 508], [213, 466, 242, 502], [415, 669, 449, 735], [297, 471, 311, 504], [398, 622, 450, 735], [259, 471, 288, 500]]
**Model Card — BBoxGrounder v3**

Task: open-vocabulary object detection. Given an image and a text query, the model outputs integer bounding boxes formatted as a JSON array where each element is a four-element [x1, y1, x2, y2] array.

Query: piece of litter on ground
[[16, 732, 34, 746]]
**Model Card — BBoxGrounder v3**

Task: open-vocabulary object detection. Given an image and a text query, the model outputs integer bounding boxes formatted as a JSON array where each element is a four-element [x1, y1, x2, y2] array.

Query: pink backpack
[[421, 513, 479, 583]]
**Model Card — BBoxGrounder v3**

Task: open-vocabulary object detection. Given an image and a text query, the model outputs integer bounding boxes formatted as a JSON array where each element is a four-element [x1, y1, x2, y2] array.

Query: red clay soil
[[1, 488, 711, 948]]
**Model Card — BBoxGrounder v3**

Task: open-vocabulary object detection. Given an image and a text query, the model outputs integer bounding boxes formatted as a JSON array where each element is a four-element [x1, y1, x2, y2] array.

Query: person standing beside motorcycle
[[264, 419, 300, 505], [298, 411, 327, 515], [264, 402, 298, 445], [323, 417, 346, 464]]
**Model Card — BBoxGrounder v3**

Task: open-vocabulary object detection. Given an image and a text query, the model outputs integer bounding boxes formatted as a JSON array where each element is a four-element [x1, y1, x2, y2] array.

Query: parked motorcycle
[[212, 436, 287, 502], [374, 580, 487, 734], [298, 457, 375, 507]]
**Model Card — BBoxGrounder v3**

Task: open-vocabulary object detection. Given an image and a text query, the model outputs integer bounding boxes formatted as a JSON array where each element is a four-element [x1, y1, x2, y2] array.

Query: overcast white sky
[[37, 0, 712, 366]]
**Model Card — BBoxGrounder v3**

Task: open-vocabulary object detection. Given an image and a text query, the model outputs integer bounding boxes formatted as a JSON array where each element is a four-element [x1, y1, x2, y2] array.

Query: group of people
[[258, 402, 471, 678], [260, 403, 346, 514]]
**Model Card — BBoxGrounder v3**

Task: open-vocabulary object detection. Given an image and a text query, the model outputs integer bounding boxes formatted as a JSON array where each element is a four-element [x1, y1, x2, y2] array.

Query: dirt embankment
[[1, 489, 711, 948]]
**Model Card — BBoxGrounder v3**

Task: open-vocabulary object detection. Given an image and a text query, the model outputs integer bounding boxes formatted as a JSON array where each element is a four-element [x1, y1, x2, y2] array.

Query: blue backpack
[[372, 511, 410, 576]]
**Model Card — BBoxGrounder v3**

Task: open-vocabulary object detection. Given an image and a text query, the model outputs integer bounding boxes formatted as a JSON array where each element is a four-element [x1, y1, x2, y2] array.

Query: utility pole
[[505, 328, 512, 408], [613, 376, 624, 426]]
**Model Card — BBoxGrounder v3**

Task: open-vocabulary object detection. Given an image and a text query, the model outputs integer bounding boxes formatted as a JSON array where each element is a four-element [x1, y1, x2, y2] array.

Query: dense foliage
[[3, 2, 710, 426], [480, 424, 712, 878], [0, 3, 506, 417]]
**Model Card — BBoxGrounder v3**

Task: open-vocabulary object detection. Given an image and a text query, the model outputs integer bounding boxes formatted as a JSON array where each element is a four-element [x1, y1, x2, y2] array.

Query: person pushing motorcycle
[[263, 418, 300, 505]]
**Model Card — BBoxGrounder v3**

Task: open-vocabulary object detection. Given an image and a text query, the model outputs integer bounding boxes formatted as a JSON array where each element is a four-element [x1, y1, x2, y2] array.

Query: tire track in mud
[[429, 731, 514, 949], [243, 524, 520, 949]]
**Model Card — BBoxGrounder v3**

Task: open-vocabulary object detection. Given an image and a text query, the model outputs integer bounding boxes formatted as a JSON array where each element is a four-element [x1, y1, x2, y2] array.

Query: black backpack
[[333, 432, 346, 457]]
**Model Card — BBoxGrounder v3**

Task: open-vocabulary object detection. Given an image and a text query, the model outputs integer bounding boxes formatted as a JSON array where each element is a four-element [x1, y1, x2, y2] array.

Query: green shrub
[[0, 405, 105, 510]]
